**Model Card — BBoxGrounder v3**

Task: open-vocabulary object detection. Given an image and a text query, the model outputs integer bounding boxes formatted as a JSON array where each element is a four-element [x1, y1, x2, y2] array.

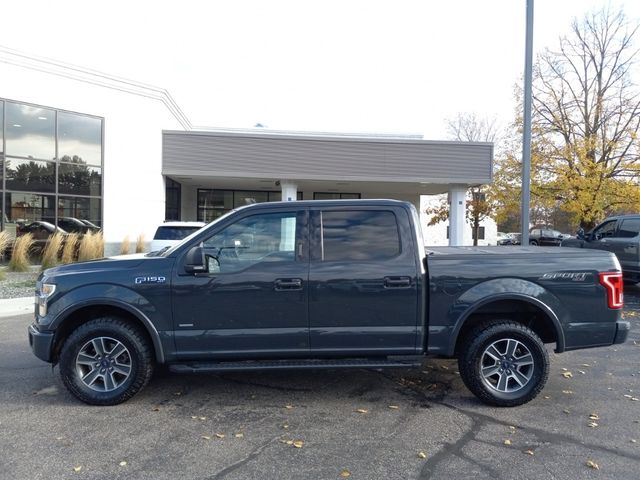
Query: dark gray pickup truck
[[29, 200, 629, 407]]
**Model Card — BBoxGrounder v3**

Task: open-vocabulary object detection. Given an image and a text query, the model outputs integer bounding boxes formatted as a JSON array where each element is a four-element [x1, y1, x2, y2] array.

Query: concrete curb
[[0, 297, 33, 318]]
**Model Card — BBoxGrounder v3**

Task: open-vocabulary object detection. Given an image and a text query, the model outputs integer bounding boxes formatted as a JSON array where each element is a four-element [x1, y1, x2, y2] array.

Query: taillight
[[599, 272, 623, 309]]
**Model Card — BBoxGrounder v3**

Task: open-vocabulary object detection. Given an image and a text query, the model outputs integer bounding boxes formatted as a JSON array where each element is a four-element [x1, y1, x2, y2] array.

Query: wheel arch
[[450, 294, 565, 357], [51, 301, 165, 364]]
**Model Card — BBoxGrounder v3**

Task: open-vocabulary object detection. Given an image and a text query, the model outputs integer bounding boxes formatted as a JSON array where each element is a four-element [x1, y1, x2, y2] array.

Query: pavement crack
[[441, 403, 640, 463], [206, 436, 278, 480]]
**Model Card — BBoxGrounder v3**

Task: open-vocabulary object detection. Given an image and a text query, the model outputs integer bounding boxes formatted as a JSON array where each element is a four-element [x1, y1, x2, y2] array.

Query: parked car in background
[[528, 228, 564, 246], [57, 217, 101, 234], [149, 221, 206, 252], [16, 221, 68, 254], [561, 214, 640, 283], [497, 232, 521, 246], [508, 233, 522, 245], [496, 232, 511, 245]]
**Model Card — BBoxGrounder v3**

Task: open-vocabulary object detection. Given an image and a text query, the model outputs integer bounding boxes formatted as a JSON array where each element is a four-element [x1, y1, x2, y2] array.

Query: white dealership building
[[0, 47, 495, 254]]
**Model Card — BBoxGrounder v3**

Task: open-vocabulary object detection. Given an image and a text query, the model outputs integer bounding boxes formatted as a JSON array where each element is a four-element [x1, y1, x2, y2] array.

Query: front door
[[172, 209, 309, 359]]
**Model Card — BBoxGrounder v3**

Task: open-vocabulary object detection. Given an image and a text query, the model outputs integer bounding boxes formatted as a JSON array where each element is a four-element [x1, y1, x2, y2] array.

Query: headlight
[[37, 283, 56, 317]]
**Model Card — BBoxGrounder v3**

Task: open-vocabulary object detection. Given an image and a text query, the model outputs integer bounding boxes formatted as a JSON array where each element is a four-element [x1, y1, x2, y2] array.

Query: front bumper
[[28, 324, 54, 363], [613, 321, 630, 345]]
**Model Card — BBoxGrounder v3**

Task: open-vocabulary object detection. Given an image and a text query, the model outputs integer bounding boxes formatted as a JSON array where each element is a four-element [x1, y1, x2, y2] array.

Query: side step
[[169, 357, 422, 374]]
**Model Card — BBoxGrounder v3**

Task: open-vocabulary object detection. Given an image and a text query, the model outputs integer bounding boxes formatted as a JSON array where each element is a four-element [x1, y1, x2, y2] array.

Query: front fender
[[442, 278, 566, 356], [43, 284, 171, 363]]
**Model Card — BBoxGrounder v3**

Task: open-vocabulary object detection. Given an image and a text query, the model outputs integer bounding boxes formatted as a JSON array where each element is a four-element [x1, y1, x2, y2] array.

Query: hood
[[40, 253, 152, 278]]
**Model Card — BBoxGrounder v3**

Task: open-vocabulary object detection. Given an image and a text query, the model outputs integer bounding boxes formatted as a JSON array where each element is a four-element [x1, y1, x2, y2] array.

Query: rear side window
[[617, 219, 640, 238], [154, 226, 202, 240], [321, 210, 400, 261]]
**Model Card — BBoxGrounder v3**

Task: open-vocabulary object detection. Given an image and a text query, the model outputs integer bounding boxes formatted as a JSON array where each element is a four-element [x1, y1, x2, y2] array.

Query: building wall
[[420, 194, 498, 246], [0, 61, 185, 254]]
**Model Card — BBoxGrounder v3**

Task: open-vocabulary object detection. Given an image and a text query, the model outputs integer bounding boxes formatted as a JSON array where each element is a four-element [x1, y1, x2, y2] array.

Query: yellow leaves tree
[[528, 7, 640, 229]]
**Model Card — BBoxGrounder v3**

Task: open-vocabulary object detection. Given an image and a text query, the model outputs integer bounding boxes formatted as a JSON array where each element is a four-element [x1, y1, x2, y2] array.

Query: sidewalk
[[0, 297, 33, 318]]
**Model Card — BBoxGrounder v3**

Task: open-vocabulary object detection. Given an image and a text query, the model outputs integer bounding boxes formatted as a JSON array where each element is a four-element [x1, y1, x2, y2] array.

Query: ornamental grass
[[8, 233, 34, 272], [135, 234, 145, 253], [61, 233, 79, 264], [120, 235, 131, 255], [41, 232, 64, 271]]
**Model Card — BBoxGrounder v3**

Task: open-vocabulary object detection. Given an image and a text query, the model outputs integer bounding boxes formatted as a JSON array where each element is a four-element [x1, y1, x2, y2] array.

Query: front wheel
[[529, 240, 538, 246], [59, 317, 154, 405], [458, 321, 549, 407]]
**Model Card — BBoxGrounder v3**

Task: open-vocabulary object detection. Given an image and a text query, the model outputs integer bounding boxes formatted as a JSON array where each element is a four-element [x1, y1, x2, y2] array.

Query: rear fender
[[445, 278, 566, 356]]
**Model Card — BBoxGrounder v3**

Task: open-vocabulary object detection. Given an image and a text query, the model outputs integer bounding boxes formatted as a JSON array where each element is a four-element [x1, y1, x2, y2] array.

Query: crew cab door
[[172, 209, 309, 359], [308, 206, 418, 355], [585, 219, 619, 253]]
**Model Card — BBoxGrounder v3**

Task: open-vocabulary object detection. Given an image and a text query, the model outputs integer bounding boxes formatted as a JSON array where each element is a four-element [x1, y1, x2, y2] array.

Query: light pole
[[521, 0, 534, 246]]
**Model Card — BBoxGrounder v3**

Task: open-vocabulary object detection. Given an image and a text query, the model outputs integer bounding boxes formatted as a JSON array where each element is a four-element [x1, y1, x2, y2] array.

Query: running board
[[169, 358, 421, 374]]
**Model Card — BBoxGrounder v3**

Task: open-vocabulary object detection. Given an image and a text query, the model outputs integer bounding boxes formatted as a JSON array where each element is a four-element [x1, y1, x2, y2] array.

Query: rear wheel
[[529, 240, 538, 246], [59, 317, 154, 405], [458, 321, 549, 407]]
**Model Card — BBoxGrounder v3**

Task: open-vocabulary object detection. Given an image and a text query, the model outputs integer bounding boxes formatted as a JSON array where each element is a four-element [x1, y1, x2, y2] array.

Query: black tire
[[59, 317, 154, 405], [529, 240, 538, 246], [458, 321, 549, 407]]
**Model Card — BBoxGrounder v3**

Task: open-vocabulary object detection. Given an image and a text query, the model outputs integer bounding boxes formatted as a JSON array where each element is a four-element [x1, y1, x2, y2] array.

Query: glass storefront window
[[233, 190, 269, 208], [197, 189, 305, 222], [1, 99, 103, 238], [0, 101, 4, 154], [5, 102, 55, 160], [58, 163, 102, 196], [57, 196, 102, 229], [314, 192, 361, 200], [58, 112, 102, 166], [165, 178, 181, 221], [5, 192, 56, 225], [5, 158, 56, 193]]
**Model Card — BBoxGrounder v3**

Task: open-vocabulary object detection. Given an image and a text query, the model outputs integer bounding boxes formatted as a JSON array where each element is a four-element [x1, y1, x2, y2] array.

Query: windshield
[[159, 210, 238, 257]]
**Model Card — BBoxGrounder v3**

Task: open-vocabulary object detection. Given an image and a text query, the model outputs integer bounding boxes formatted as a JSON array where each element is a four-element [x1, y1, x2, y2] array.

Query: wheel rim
[[480, 338, 534, 394], [75, 337, 132, 392]]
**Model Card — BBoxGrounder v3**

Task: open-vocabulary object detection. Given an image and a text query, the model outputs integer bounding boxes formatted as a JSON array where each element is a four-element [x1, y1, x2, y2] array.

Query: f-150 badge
[[135, 276, 167, 284]]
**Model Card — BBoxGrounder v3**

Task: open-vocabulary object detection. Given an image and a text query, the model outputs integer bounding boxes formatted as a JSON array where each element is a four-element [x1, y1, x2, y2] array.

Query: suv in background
[[529, 228, 564, 246], [561, 214, 640, 283], [149, 221, 205, 252]]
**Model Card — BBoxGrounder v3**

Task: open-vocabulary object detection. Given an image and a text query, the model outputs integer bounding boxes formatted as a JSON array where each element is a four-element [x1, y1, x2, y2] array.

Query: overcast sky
[[1, 0, 639, 139]]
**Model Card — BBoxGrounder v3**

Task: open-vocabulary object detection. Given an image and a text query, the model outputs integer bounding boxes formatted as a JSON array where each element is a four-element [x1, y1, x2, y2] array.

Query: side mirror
[[184, 245, 206, 274]]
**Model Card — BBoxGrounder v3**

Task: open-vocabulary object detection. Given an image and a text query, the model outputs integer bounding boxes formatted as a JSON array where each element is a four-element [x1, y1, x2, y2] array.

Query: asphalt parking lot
[[1, 288, 639, 480]]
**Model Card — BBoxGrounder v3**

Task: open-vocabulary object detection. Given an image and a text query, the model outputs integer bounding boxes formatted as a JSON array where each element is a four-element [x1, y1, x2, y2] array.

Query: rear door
[[308, 206, 418, 355]]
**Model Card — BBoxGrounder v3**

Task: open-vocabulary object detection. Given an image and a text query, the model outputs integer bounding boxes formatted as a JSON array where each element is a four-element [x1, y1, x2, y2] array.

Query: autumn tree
[[531, 8, 640, 229], [425, 113, 498, 245]]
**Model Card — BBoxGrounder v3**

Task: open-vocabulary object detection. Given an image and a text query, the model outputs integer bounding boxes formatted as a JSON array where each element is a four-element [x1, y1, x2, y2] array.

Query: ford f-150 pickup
[[28, 200, 630, 406]]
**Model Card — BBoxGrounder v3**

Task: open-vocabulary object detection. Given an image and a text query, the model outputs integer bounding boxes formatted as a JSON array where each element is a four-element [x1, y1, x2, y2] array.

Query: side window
[[616, 219, 640, 238], [320, 210, 400, 261], [593, 220, 617, 239], [203, 212, 297, 273]]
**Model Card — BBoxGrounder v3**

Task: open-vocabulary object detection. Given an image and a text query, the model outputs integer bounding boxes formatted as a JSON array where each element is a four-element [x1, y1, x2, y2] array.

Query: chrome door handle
[[274, 278, 303, 291]]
